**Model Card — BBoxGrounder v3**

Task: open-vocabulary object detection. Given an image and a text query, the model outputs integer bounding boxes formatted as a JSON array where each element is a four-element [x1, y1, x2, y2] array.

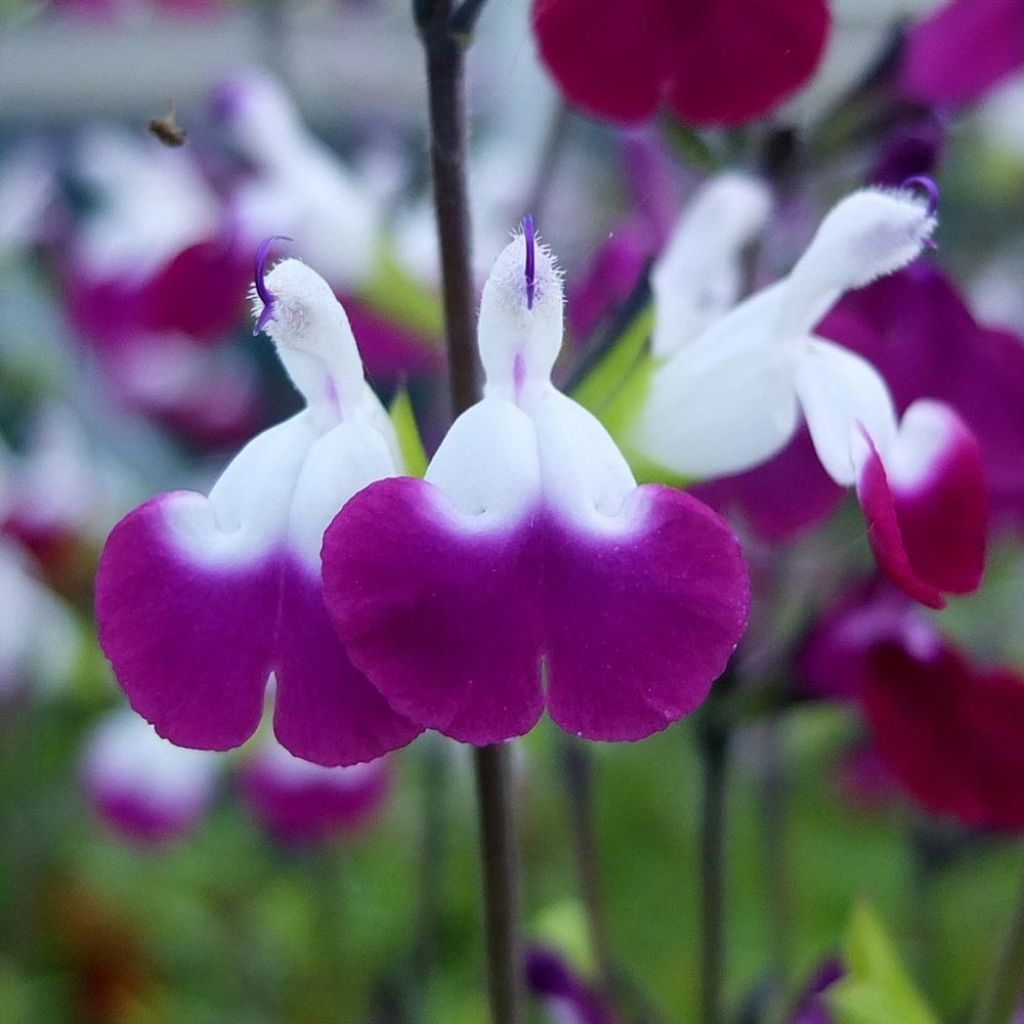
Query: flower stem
[[561, 735, 614, 995], [416, 0, 480, 417], [972, 853, 1024, 1024], [414, 5, 524, 1023], [697, 706, 732, 1024], [474, 744, 526, 1024]]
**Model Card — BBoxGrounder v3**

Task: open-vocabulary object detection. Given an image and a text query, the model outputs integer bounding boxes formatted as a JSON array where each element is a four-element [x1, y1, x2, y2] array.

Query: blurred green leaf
[[359, 243, 444, 341], [830, 903, 940, 1024]]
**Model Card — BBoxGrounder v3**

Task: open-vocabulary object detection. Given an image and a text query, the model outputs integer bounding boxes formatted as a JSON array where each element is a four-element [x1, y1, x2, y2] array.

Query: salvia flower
[[650, 172, 773, 359], [321, 222, 749, 745], [820, 262, 1024, 531], [239, 742, 391, 845], [899, 0, 1024, 107], [803, 581, 1024, 832], [214, 71, 379, 292], [82, 709, 219, 845], [95, 250, 421, 766], [532, 0, 830, 127], [632, 182, 987, 608], [526, 948, 619, 1024]]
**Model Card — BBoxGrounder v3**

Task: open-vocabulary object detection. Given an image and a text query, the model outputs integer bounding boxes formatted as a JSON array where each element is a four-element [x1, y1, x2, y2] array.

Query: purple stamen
[[253, 235, 292, 335], [903, 175, 940, 217], [523, 214, 536, 310]]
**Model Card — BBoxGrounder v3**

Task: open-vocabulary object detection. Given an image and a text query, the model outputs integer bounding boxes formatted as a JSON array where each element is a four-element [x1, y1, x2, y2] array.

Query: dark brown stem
[[562, 736, 614, 995], [698, 706, 731, 1024], [418, 0, 480, 417], [474, 744, 526, 1024], [414, 5, 523, 1023]]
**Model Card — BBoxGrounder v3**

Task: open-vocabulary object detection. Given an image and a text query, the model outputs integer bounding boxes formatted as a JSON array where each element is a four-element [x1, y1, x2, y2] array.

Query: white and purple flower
[[632, 180, 987, 608], [322, 220, 749, 745], [82, 709, 220, 845], [238, 742, 391, 845], [95, 247, 421, 766]]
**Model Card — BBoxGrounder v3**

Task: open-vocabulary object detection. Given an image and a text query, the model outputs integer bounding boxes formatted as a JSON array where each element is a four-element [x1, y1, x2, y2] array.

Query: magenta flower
[[532, 0, 830, 127], [864, 630, 1024, 832], [900, 0, 1024, 107], [82, 710, 219, 845], [526, 948, 619, 1024], [95, 251, 421, 766], [819, 262, 1024, 531], [322, 222, 749, 746], [633, 183, 987, 608], [800, 582, 1024, 831], [239, 744, 391, 846]]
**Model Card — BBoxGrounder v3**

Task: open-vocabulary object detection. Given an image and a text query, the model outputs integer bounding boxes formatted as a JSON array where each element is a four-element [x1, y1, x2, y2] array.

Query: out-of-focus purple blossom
[[797, 577, 940, 702], [691, 427, 844, 544], [526, 948, 619, 1024], [82, 709, 220, 845], [2, 405, 128, 580], [343, 301, 442, 384], [799, 578, 1024, 831], [213, 71, 379, 294], [819, 263, 1024, 530], [62, 131, 258, 444], [899, 0, 1024, 107], [777, 0, 945, 126], [238, 741, 391, 845], [791, 957, 843, 1024], [0, 142, 58, 263], [0, 540, 78, 702], [532, 0, 830, 127], [864, 630, 1024, 831], [567, 220, 651, 343], [869, 112, 946, 188]]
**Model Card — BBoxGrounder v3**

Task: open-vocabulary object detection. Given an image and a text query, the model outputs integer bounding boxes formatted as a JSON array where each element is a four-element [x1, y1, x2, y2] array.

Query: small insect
[[148, 104, 187, 147]]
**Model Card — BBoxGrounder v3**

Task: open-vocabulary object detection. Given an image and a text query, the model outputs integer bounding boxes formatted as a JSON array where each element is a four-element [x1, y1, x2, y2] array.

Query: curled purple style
[[253, 235, 293, 335], [523, 214, 536, 310], [903, 175, 940, 217]]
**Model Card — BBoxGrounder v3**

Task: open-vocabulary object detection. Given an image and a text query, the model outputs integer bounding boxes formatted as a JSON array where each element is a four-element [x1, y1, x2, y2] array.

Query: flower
[[649, 172, 773, 360], [526, 948, 618, 1024], [214, 71, 379, 294], [631, 182, 987, 608], [532, 0, 831, 127], [802, 581, 1024, 831], [321, 221, 749, 745], [899, 0, 1024, 107], [82, 709, 220, 845], [238, 743, 391, 845], [819, 262, 1024, 531], [95, 248, 421, 766]]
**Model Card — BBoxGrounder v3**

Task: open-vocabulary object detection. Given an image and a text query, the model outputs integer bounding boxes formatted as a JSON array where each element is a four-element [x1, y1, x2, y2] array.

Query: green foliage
[[389, 388, 429, 477], [830, 904, 939, 1024]]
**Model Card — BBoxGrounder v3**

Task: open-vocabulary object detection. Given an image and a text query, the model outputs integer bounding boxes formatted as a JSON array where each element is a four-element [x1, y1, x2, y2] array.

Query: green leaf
[[830, 903, 940, 1024], [532, 899, 594, 976], [389, 388, 428, 477], [570, 306, 692, 487], [357, 241, 445, 342]]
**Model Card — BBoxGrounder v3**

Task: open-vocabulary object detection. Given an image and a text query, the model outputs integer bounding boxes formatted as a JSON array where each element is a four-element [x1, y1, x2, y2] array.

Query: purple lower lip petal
[[523, 214, 536, 309], [253, 235, 293, 335], [902, 175, 940, 216]]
